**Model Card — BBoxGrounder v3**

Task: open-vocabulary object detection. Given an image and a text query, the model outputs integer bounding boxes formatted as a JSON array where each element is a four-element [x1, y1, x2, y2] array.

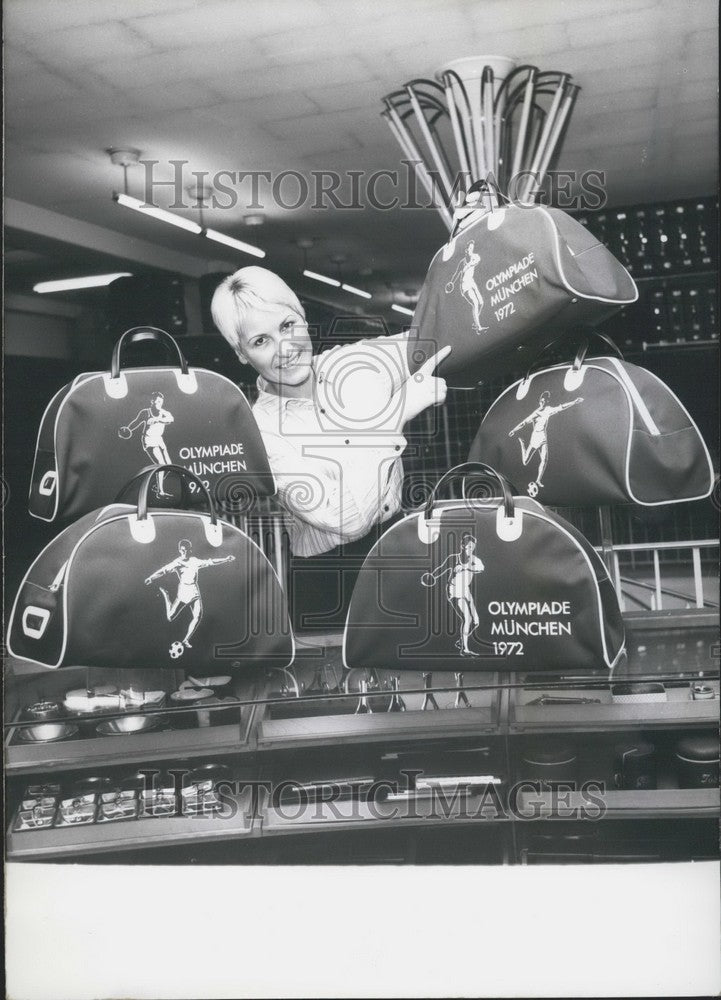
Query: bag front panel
[[344, 503, 614, 672], [54, 369, 274, 520], [64, 513, 293, 671], [472, 367, 630, 505], [409, 207, 571, 383]]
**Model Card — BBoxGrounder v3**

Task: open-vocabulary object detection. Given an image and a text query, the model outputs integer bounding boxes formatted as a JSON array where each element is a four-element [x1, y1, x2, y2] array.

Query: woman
[[421, 533, 485, 656], [211, 266, 449, 630]]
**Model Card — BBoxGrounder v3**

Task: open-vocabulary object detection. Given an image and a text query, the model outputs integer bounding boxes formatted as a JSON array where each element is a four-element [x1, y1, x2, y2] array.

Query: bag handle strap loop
[[111, 327, 188, 379], [425, 461, 516, 520], [133, 464, 217, 523]]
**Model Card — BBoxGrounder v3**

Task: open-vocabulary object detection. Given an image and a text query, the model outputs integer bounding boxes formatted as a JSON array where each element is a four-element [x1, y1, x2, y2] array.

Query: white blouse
[[252, 332, 410, 557]]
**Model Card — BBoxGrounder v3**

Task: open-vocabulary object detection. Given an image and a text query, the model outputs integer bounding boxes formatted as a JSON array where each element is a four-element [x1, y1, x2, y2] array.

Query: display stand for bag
[[598, 505, 617, 583], [381, 54, 580, 227]]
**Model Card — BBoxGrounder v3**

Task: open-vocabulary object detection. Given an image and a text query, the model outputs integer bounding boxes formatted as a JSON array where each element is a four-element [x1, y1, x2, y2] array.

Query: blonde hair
[[211, 266, 305, 355]]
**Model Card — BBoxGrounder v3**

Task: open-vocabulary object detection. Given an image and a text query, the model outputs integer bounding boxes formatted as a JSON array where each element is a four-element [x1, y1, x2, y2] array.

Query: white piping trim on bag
[[8, 510, 295, 670], [342, 499, 623, 671], [605, 357, 659, 435]]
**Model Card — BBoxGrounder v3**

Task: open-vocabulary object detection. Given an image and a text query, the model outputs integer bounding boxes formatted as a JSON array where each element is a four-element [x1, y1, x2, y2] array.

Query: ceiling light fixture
[[391, 303, 415, 316], [109, 151, 267, 259], [34, 273, 132, 294], [342, 283, 372, 299], [113, 192, 203, 234], [203, 228, 266, 258], [303, 269, 341, 287]]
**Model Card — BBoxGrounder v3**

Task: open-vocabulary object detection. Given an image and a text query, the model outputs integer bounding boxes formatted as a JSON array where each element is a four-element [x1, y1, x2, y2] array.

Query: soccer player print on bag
[[143, 539, 235, 659], [508, 392, 584, 497], [444, 241, 489, 333], [420, 533, 485, 657], [118, 392, 175, 497]]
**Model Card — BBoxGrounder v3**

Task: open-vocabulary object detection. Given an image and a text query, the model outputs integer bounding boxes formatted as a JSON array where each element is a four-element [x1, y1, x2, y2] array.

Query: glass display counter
[[5, 610, 719, 864]]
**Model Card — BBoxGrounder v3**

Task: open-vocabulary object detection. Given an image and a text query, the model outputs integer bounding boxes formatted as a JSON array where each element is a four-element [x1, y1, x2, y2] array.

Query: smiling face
[[236, 303, 313, 388]]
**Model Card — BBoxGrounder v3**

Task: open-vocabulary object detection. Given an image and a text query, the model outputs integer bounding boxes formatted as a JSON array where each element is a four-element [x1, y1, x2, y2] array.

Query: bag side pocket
[[629, 426, 714, 504], [8, 580, 64, 668], [29, 448, 59, 520]]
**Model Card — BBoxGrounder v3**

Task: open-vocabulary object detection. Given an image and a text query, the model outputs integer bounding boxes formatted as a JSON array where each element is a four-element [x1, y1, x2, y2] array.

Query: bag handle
[[135, 465, 217, 524], [424, 461, 515, 520], [113, 464, 195, 508], [450, 178, 511, 239], [111, 327, 189, 379], [522, 332, 624, 381], [572, 332, 624, 370]]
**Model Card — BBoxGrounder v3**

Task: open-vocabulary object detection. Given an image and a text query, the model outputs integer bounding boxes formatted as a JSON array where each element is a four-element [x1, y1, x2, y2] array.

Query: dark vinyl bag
[[469, 334, 715, 505], [29, 327, 275, 522], [343, 463, 625, 673], [10, 466, 294, 672], [408, 191, 638, 387]]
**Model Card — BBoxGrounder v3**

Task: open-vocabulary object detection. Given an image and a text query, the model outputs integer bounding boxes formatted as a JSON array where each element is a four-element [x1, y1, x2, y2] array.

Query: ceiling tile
[[6, 67, 88, 106], [17, 21, 156, 68], [466, 0, 659, 33], [207, 55, 374, 101], [567, 7, 659, 47], [301, 80, 386, 114], [3, 0, 201, 35], [203, 93, 323, 124], [127, 0, 326, 47]]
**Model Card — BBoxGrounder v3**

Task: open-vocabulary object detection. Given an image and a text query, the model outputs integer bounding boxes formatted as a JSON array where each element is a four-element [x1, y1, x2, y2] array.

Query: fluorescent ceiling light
[[342, 283, 372, 299], [391, 304, 415, 316], [34, 273, 132, 293], [203, 228, 265, 259], [114, 192, 202, 234], [304, 269, 341, 287]]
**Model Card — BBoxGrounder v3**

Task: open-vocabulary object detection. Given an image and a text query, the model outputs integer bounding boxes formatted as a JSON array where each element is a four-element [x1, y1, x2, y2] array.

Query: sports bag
[[343, 463, 625, 673], [469, 334, 715, 506], [29, 326, 275, 522], [407, 186, 638, 387], [10, 466, 294, 672]]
